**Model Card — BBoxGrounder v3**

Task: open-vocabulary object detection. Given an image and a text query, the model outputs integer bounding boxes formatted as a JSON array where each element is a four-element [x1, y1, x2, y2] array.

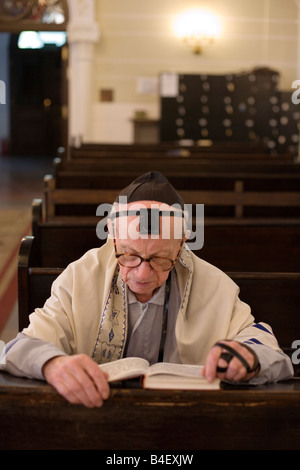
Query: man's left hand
[[203, 340, 260, 383]]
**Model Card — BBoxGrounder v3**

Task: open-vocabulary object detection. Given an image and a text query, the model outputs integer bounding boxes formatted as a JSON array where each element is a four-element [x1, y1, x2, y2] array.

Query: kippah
[[115, 171, 184, 209]]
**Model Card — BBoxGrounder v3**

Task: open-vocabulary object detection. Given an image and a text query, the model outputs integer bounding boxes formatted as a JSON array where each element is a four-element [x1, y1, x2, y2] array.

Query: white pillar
[[67, 0, 99, 147], [294, 0, 300, 81]]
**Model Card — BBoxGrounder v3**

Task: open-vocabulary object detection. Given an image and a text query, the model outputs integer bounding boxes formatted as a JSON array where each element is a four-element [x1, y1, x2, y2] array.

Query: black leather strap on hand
[[239, 342, 261, 374], [217, 352, 234, 372], [215, 342, 260, 375]]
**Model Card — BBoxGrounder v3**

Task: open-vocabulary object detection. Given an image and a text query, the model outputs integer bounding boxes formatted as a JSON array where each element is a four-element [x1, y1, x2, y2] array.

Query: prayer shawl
[[23, 238, 281, 365]]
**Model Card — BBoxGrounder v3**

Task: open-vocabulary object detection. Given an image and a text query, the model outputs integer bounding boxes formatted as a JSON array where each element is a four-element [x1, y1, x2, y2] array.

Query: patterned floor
[[0, 155, 53, 341], [0, 207, 31, 332]]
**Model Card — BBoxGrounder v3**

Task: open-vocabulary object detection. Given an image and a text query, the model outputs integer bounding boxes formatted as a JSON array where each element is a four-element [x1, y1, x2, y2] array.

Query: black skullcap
[[115, 171, 184, 209]]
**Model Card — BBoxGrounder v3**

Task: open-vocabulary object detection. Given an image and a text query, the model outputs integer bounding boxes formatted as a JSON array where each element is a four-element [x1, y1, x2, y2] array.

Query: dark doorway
[[9, 33, 67, 156]]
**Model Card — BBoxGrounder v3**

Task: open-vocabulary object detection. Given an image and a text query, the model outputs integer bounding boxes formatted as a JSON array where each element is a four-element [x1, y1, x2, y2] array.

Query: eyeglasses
[[113, 239, 183, 272]]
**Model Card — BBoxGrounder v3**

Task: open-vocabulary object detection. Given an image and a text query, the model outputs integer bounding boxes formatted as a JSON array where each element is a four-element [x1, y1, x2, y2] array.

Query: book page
[[147, 362, 204, 378], [99, 357, 149, 382], [144, 363, 220, 390]]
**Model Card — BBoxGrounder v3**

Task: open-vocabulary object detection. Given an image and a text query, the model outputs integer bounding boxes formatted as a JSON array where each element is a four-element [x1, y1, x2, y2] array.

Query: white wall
[[90, 102, 159, 143], [86, 0, 299, 143]]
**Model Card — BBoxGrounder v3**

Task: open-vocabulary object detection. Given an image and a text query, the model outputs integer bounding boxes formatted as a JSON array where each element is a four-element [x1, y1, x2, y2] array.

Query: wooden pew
[[65, 141, 271, 154], [44, 172, 300, 220], [1, 372, 300, 450], [61, 142, 295, 161], [1, 371, 300, 450], [55, 153, 300, 177], [54, 158, 300, 189], [31, 199, 300, 272], [18, 234, 300, 377]]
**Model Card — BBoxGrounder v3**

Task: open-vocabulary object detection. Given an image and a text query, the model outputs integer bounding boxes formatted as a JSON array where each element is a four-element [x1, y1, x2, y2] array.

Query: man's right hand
[[42, 354, 110, 408]]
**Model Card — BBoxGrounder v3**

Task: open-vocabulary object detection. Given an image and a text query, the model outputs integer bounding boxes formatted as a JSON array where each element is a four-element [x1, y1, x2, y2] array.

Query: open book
[[99, 357, 220, 390]]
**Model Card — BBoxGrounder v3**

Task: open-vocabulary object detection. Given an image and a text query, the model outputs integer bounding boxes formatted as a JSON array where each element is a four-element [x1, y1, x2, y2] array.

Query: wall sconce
[[174, 9, 220, 54]]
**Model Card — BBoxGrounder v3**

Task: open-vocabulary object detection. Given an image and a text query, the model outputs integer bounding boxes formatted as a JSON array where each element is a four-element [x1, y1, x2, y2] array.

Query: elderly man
[[0, 171, 293, 407]]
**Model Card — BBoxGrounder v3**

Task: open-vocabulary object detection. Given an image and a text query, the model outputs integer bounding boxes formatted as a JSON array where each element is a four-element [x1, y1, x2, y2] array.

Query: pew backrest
[[31, 199, 300, 272], [44, 172, 300, 220]]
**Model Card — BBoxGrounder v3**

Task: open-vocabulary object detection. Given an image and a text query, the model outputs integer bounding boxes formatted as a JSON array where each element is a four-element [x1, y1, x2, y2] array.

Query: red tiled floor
[[0, 154, 53, 340]]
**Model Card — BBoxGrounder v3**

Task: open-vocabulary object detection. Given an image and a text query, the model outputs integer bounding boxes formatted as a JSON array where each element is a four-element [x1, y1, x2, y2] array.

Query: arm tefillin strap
[[158, 273, 171, 362], [215, 341, 260, 375]]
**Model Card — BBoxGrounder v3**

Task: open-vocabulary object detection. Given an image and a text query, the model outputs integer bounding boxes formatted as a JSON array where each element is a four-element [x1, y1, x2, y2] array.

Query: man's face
[[115, 236, 182, 303], [111, 201, 184, 303]]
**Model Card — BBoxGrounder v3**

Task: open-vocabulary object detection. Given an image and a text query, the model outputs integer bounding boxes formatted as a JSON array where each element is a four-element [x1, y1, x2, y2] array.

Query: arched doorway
[[0, 0, 69, 156]]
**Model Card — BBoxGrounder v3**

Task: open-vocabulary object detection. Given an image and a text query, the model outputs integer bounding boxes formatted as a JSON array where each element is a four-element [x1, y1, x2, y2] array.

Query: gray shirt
[[126, 279, 181, 364]]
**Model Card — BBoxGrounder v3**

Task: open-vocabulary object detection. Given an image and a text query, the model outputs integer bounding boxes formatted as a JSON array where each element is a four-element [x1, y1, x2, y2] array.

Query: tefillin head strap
[[111, 208, 183, 235]]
